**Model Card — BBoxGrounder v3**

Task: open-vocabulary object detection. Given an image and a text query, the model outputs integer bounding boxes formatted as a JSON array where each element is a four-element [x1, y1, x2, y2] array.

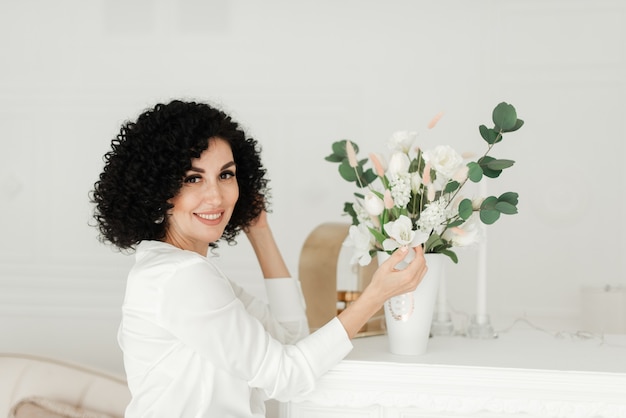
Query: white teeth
[[197, 213, 220, 220]]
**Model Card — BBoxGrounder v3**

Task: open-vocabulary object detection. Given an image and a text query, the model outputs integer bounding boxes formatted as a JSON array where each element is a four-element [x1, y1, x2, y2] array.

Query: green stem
[[445, 136, 500, 209]]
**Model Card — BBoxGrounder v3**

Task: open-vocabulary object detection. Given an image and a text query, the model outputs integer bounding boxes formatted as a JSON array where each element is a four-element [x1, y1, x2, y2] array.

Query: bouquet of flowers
[[325, 102, 523, 266]]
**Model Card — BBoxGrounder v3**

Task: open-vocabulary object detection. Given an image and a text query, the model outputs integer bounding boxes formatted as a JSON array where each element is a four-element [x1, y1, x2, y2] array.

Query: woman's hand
[[337, 246, 428, 339], [367, 246, 428, 303], [244, 209, 269, 234]]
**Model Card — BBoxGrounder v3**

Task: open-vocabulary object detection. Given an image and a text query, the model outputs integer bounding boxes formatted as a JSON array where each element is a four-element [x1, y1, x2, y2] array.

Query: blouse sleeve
[[158, 259, 353, 401], [231, 277, 309, 344]]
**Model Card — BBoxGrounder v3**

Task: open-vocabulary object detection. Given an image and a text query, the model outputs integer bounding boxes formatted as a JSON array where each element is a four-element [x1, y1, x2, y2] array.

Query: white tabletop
[[288, 326, 626, 418], [348, 327, 626, 374]]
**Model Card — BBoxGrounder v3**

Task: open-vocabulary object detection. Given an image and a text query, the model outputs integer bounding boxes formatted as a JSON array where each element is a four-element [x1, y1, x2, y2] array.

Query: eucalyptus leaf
[[492, 102, 518, 131], [486, 159, 515, 170], [343, 202, 359, 226], [505, 118, 524, 133], [483, 169, 502, 179], [495, 201, 518, 215], [362, 168, 378, 186], [331, 140, 349, 158], [467, 162, 483, 182], [498, 191, 519, 205], [480, 196, 498, 210], [324, 154, 343, 163], [480, 209, 500, 224], [458, 198, 474, 220], [338, 160, 358, 182], [479, 125, 500, 144], [444, 180, 460, 193], [478, 156, 502, 178]]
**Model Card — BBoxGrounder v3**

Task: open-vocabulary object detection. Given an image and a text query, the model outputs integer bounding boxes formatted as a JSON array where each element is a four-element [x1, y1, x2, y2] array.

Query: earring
[[154, 213, 164, 224]]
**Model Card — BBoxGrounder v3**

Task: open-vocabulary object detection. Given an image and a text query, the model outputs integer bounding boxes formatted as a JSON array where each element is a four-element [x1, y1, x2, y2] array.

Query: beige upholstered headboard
[[0, 353, 130, 418]]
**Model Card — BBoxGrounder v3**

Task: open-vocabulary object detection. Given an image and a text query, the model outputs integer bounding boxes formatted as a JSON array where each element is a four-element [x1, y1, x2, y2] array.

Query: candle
[[476, 181, 488, 324]]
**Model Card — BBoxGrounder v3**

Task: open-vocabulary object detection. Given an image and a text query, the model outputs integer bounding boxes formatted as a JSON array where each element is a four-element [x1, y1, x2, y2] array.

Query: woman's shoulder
[[133, 241, 238, 310], [137, 241, 205, 264], [131, 241, 223, 279]]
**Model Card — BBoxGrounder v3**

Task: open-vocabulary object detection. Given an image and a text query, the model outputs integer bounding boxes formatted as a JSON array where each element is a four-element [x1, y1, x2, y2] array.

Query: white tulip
[[410, 172, 423, 193], [363, 192, 385, 216], [387, 152, 410, 177]]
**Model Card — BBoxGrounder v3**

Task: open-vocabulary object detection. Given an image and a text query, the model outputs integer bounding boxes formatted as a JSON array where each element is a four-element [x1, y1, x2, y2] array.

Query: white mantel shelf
[[281, 328, 626, 418]]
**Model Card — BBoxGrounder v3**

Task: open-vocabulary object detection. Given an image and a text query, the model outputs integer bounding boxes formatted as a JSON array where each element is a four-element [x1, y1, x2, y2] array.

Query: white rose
[[423, 145, 464, 179], [387, 131, 417, 153], [387, 152, 410, 177]]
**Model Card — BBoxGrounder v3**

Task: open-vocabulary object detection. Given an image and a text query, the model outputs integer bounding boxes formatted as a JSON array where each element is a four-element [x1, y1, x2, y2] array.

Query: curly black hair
[[91, 99, 269, 250]]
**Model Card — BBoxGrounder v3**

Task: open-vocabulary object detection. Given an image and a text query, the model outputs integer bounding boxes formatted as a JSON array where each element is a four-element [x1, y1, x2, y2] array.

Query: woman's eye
[[220, 170, 236, 180], [184, 175, 202, 183]]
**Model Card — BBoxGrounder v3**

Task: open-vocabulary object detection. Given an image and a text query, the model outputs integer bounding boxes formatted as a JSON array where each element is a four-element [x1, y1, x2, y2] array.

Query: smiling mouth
[[196, 213, 221, 221]]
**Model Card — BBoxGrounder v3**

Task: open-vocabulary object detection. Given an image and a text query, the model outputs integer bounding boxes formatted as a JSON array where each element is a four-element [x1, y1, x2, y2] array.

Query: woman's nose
[[201, 181, 222, 202]]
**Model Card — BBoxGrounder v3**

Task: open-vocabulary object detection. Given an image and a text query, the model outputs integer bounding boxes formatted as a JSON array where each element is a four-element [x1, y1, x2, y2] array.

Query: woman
[[91, 99, 427, 417]]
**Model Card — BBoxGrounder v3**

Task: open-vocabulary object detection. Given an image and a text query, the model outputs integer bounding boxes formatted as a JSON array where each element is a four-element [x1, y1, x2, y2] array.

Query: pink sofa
[[0, 353, 130, 418]]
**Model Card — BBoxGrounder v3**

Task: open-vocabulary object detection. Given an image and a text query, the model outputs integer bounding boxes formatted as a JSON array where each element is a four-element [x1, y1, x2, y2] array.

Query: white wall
[[1, 0, 624, 375]]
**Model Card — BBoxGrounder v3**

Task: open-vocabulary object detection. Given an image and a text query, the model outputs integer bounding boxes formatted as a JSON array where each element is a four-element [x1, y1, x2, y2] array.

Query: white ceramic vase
[[378, 251, 444, 355]]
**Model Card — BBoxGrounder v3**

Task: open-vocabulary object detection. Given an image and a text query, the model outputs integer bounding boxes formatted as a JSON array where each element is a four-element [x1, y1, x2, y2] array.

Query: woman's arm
[[244, 211, 290, 279], [157, 260, 350, 400], [245, 211, 428, 340]]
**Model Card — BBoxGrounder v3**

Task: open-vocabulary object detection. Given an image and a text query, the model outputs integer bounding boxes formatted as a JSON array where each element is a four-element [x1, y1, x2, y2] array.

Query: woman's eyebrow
[[188, 161, 236, 173]]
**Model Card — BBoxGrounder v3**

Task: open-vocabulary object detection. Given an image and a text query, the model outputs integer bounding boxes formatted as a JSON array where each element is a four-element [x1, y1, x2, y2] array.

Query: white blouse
[[118, 241, 352, 418]]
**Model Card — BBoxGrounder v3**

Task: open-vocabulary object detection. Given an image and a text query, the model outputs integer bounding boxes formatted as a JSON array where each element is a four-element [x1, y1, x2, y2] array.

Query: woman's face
[[164, 137, 239, 255]]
